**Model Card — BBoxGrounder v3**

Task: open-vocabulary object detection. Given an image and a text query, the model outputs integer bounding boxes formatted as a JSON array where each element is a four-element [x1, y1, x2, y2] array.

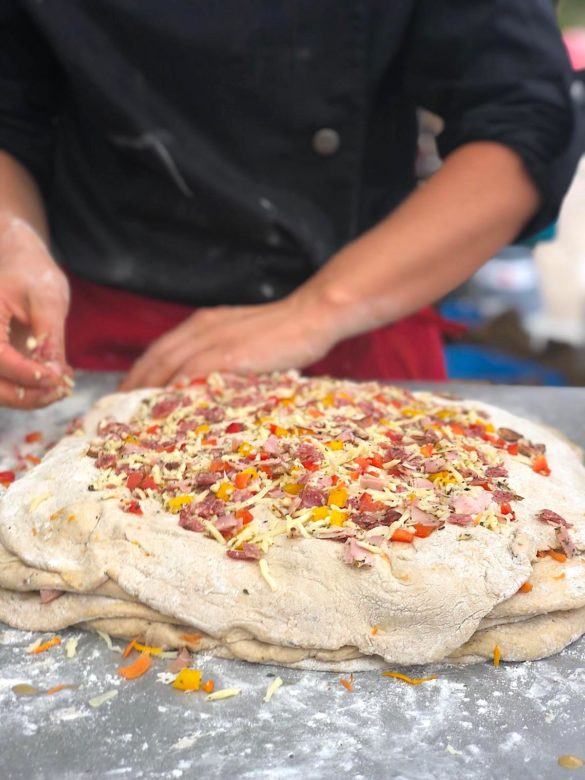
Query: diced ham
[[342, 538, 375, 567], [380, 508, 403, 526], [383, 446, 408, 463], [497, 427, 523, 442], [195, 471, 217, 488], [232, 489, 253, 502], [295, 442, 320, 462], [199, 406, 225, 423], [423, 457, 448, 473], [352, 513, 380, 530], [447, 513, 475, 526], [485, 466, 508, 479], [168, 647, 192, 673], [214, 514, 243, 534], [151, 396, 182, 419], [413, 477, 434, 489], [314, 527, 356, 541], [410, 506, 440, 526], [300, 486, 326, 508], [263, 434, 280, 455], [95, 453, 116, 469], [537, 509, 573, 529], [556, 526, 575, 558], [178, 508, 205, 532], [98, 421, 131, 438], [226, 543, 262, 561], [492, 489, 524, 504], [39, 589, 64, 604], [360, 475, 386, 491], [451, 491, 493, 515]]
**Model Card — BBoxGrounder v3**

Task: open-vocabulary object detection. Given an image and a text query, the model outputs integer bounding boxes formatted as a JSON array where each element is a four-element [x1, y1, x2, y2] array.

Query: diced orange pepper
[[202, 679, 215, 694], [391, 528, 415, 544], [118, 652, 152, 680], [413, 524, 436, 539], [340, 674, 354, 692], [31, 636, 61, 655], [518, 582, 533, 593], [532, 454, 551, 476], [420, 444, 434, 458], [122, 638, 138, 658], [235, 508, 254, 525], [234, 472, 252, 490], [25, 431, 43, 443]]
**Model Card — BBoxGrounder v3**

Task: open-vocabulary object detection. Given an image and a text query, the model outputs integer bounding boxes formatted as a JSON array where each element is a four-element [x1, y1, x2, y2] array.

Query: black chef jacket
[[0, 1, 582, 306]]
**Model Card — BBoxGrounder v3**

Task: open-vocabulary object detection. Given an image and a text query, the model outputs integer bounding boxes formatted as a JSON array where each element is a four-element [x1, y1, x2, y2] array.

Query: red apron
[[65, 272, 452, 381]]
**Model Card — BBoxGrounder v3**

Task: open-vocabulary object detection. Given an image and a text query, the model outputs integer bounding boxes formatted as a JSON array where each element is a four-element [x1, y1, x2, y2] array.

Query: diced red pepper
[[258, 464, 273, 477], [370, 453, 384, 469], [354, 457, 371, 470], [413, 524, 436, 538], [210, 459, 228, 472], [507, 443, 519, 456], [331, 475, 339, 485], [391, 528, 415, 543], [140, 475, 158, 491], [25, 454, 41, 465], [420, 444, 434, 458], [25, 431, 43, 444], [146, 425, 160, 435], [500, 502, 513, 515], [532, 454, 551, 476], [202, 437, 218, 446], [226, 422, 245, 434], [449, 423, 466, 436], [235, 508, 254, 525], [124, 500, 143, 515], [234, 472, 252, 490], [384, 430, 402, 443], [373, 393, 388, 405], [359, 492, 385, 512], [301, 459, 320, 472], [0, 470, 16, 486], [189, 377, 207, 386], [126, 471, 145, 491]]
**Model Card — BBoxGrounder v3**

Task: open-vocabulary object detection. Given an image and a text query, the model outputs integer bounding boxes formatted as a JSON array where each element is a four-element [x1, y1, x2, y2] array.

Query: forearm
[[0, 151, 49, 241], [303, 142, 540, 340]]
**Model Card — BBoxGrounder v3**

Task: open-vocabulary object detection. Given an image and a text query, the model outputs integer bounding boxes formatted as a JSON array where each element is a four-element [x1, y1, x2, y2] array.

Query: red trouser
[[65, 272, 451, 381]]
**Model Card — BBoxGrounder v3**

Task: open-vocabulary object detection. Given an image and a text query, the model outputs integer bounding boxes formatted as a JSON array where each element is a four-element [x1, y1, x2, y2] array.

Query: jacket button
[[312, 128, 340, 156]]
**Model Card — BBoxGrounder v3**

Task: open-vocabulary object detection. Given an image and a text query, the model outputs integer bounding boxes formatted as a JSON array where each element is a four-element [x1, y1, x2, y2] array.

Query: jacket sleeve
[[403, 0, 583, 238], [0, 1, 62, 188]]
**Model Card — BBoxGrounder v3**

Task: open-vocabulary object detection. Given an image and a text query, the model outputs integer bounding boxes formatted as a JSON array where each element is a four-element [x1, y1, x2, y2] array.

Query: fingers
[[0, 341, 64, 388], [0, 377, 67, 410], [28, 273, 70, 366]]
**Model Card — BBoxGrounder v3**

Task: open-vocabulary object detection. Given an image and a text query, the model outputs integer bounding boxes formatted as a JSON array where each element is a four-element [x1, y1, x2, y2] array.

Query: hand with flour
[[0, 216, 72, 409]]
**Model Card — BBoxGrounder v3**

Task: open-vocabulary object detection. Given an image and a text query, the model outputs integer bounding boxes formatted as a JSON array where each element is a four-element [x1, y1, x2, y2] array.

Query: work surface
[[1, 374, 584, 780]]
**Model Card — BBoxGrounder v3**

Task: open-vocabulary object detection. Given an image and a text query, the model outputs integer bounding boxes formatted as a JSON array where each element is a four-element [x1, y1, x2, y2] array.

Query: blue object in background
[[445, 344, 566, 386]]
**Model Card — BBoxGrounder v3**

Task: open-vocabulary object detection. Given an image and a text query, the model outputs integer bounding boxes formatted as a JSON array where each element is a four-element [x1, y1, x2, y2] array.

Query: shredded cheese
[[88, 690, 118, 708], [65, 636, 80, 659], [263, 676, 283, 702], [29, 494, 52, 513], [206, 687, 241, 701], [259, 558, 278, 591]]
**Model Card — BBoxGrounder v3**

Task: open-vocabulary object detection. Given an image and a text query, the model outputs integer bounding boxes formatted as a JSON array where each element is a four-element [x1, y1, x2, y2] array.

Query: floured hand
[[120, 290, 338, 390], [0, 218, 73, 409]]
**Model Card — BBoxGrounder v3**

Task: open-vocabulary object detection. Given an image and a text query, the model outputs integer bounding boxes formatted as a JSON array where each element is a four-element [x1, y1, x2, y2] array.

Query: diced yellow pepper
[[237, 442, 254, 456], [400, 408, 423, 418], [283, 483, 302, 495], [428, 471, 456, 487], [167, 495, 194, 512], [240, 466, 258, 479], [484, 423, 495, 433], [328, 487, 348, 508], [216, 482, 234, 501], [278, 396, 295, 406], [195, 424, 210, 435], [173, 668, 202, 691], [326, 440, 344, 451], [329, 509, 347, 526], [311, 507, 329, 520], [271, 425, 288, 437], [321, 393, 335, 407], [124, 434, 140, 445]]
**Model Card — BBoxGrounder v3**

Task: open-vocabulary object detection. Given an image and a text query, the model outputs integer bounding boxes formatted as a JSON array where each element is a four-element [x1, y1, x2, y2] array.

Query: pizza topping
[[537, 509, 572, 528], [556, 525, 576, 558], [87, 373, 561, 572]]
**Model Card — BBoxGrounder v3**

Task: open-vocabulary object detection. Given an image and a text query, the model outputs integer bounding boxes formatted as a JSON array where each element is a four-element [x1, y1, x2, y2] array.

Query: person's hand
[[120, 288, 339, 390], [0, 218, 72, 409]]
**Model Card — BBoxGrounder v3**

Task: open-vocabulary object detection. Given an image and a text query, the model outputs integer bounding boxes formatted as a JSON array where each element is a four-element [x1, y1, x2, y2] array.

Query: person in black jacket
[[0, 1, 581, 407]]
